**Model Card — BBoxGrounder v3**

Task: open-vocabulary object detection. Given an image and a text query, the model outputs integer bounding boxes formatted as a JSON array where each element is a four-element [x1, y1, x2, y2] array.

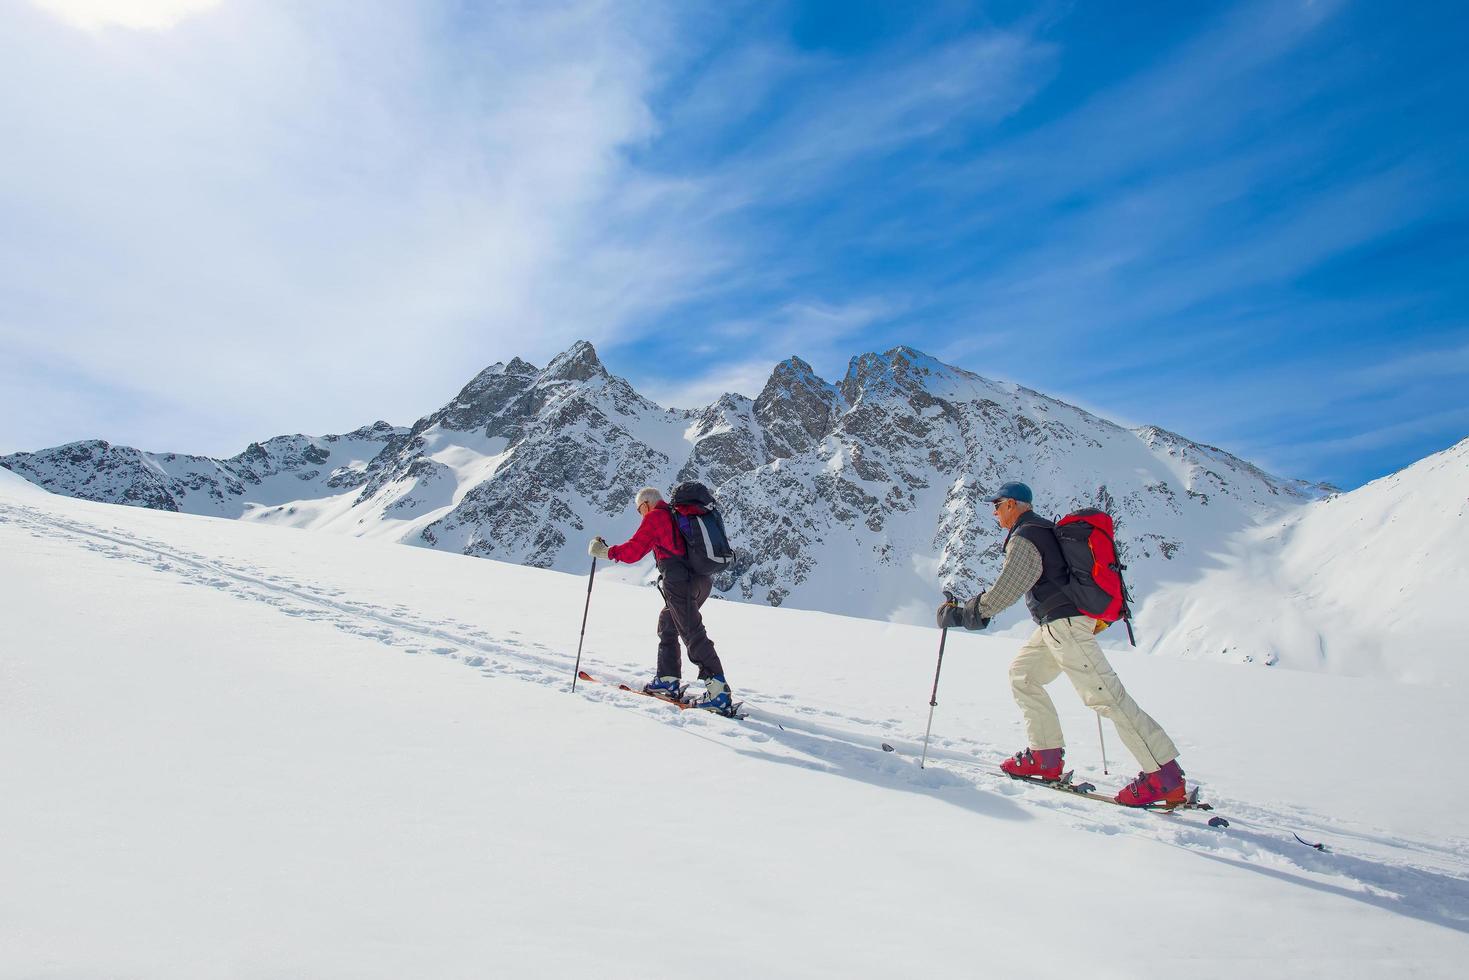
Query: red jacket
[[608, 501, 686, 564]]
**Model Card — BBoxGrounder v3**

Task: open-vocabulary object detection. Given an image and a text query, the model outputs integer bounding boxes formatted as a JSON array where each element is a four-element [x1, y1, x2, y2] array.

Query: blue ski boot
[[690, 676, 736, 716], [642, 676, 683, 700]]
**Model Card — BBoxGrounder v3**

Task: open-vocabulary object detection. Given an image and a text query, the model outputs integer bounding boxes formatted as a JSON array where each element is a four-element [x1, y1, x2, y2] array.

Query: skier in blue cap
[[938, 481, 1187, 807]]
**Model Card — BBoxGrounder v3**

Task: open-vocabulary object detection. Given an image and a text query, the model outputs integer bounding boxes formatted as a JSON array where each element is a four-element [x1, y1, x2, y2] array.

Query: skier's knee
[[1081, 685, 1121, 712]]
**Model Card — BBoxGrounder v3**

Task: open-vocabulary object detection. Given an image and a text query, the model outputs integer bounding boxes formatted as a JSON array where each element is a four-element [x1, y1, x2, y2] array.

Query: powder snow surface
[[3, 475, 1467, 978], [1143, 437, 1469, 684]]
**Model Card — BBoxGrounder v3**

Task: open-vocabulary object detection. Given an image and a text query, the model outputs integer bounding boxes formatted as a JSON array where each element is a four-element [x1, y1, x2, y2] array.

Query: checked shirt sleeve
[[978, 534, 1043, 619]]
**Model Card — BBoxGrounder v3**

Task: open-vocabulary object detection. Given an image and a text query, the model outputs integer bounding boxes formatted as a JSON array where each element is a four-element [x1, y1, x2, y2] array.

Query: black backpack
[[668, 482, 736, 576]]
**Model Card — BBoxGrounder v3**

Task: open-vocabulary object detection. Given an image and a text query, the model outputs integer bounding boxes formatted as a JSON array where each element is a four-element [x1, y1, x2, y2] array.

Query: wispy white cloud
[[612, 20, 1057, 406], [0, 2, 1063, 454], [936, 2, 1371, 357], [29, 0, 220, 32], [0, 0, 721, 454], [1346, 339, 1469, 386], [740, 32, 1055, 184], [1268, 406, 1469, 461], [636, 359, 777, 412], [630, 297, 900, 407], [681, 28, 1058, 219]]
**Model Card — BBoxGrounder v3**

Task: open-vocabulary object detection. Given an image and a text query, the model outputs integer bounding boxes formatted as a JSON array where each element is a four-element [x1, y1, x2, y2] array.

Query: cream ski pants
[[1009, 615, 1178, 772]]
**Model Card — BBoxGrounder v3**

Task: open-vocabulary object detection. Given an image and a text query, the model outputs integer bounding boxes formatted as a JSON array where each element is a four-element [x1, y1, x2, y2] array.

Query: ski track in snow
[[6, 498, 1469, 935]]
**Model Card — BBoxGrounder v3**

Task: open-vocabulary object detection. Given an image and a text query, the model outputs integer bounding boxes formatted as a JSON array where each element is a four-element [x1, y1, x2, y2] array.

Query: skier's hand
[[962, 594, 991, 631], [588, 536, 610, 560], [935, 599, 964, 629]]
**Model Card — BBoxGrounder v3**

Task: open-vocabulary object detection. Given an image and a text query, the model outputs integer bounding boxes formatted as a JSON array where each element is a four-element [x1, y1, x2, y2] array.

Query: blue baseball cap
[[988, 481, 1032, 504]]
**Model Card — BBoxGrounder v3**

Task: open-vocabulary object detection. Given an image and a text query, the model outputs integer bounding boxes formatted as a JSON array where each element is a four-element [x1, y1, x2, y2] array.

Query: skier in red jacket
[[590, 487, 733, 713]]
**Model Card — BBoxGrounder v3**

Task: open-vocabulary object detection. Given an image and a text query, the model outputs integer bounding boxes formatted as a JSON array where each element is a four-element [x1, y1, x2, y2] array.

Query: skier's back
[[941, 481, 1187, 806], [590, 487, 734, 714]]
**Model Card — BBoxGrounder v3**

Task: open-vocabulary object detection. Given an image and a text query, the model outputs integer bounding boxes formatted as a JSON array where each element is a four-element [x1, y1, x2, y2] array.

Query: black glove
[[936, 600, 964, 630], [962, 594, 991, 631]]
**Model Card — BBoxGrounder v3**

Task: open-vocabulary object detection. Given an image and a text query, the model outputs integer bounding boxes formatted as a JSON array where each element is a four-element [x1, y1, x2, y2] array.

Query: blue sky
[[2, 0, 1465, 489]]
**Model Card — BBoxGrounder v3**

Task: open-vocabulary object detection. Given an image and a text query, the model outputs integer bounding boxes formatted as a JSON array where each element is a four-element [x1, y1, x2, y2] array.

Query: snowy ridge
[[1141, 437, 1469, 685], [2, 478, 1467, 976], [3, 343, 1319, 622], [0, 422, 405, 518]]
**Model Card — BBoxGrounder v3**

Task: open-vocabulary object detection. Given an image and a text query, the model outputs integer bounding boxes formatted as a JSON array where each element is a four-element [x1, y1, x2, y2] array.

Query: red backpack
[[1053, 509, 1136, 644]]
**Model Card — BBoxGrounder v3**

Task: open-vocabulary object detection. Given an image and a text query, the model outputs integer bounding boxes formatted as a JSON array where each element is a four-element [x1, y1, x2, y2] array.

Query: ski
[[575, 670, 746, 720], [1004, 770, 1230, 827]]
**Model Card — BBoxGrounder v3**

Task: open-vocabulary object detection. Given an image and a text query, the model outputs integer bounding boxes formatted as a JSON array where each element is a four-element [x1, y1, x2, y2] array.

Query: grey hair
[[635, 487, 663, 508]]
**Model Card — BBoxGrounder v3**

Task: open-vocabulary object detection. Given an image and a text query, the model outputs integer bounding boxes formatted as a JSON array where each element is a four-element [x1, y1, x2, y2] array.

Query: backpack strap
[[666, 506, 686, 557]]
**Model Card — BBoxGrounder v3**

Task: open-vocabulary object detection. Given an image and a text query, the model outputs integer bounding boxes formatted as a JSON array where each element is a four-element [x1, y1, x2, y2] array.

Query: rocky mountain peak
[[840, 346, 962, 404], [346, 421, 400, 439], [431, 358, 547, 436], [458, 357, 541, 389], [504, 357, 539, 377], [705, 392, 755, 419], [763, 355, 818, 386], [542, 340, 607, 383], [756, 356, 845, 459], [840, 351, 881, 393]]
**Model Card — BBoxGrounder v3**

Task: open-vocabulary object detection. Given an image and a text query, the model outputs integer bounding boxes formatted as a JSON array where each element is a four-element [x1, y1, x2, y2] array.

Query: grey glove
[[936, 600, 964, 630], [962, 594, 991, 631], [588, 536, 610, 560]]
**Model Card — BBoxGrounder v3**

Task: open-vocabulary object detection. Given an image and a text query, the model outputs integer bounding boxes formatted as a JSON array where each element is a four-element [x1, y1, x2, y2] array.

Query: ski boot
[[689, 676, 737, 716], [642, 676, 684, 701], [1000, 747, 1065, 781], [1115, 760, 1187, 807]]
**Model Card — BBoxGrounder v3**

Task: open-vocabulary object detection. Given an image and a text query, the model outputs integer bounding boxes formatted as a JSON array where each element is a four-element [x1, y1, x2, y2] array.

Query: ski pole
[[1116, 558, 1138, 647], [920, 590, 957, 769], [570, 557, 597, 692], [1096, 714, 1109, 775]]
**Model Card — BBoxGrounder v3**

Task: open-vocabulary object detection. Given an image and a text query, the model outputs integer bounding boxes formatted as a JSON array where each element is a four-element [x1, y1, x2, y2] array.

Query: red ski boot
[[1115, 760, 1187, 807], [1000, 747, 1065, 781]]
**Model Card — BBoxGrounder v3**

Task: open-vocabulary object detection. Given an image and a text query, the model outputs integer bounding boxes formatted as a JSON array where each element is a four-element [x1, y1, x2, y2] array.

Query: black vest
[[1005, 511, 1080, 624]]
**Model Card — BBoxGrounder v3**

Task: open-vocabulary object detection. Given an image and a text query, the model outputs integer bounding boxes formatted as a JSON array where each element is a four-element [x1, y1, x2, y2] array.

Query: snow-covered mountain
[[1140, 436, 1469, 685], [711, 348, 1325, 623], [2, 341, 1324, 628], [0, 421, 405, 517]]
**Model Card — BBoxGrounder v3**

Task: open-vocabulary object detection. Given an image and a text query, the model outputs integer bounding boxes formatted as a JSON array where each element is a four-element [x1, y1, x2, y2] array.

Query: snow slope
[[1141, 437, 1469, 684], [3, 471, 1467, 978]]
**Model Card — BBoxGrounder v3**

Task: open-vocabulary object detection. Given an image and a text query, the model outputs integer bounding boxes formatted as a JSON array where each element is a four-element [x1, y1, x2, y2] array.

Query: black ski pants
[[655, 561, 725, 680]]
